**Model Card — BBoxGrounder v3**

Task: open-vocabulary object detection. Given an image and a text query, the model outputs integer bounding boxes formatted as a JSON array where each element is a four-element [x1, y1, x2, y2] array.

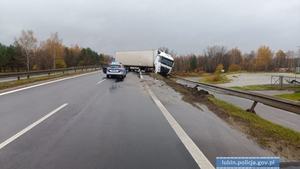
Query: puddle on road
[[108, 79, 124, 91]]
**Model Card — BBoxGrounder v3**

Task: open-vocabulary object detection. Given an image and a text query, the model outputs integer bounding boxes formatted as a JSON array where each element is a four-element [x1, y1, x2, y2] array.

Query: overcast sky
[[0, 0, 299, 55]]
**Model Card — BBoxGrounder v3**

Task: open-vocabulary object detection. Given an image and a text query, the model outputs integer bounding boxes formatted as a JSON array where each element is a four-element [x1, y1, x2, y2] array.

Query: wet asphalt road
[[0, 72, 198, 169], [0, 72, 296, 169]]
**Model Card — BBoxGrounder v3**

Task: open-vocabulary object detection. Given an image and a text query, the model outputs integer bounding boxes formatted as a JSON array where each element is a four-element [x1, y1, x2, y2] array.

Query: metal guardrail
[[172, 76, 300, 115], [0, 66, 100, 80]]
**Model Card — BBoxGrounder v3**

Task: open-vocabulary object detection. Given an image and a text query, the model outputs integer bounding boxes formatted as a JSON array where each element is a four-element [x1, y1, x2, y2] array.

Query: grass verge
[[172, 71, 205, 77], [172, 71, 231, 84], [0, 70, 95, 91], [231, 84, 300, 91], [209, 97, 300, 160], [202, 74, 231, 84], [275, 92, 300, 101], [151, 73, 300, 160]]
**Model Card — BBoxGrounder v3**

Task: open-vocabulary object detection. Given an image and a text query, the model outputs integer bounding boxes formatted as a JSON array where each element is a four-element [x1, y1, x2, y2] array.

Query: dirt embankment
[[150, 73, 300, 161]]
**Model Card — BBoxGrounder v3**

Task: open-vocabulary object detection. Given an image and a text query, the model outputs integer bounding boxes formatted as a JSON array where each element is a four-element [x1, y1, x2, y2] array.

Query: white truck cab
[[154, 51, 174, 75]]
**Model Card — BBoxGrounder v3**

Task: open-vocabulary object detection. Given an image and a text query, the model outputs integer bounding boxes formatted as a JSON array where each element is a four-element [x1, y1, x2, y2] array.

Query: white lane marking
[[0, 103, 68, 150], [97, 79, 106, 84], [139, 71, 143, 79], [0, 71, 99, 97], [146, 85, 215, 169]]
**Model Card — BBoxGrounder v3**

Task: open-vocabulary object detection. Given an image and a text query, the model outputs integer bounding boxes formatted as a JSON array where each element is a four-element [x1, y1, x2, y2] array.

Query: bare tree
[[15, 30, 37, 71], [204, 46, 227, 72]]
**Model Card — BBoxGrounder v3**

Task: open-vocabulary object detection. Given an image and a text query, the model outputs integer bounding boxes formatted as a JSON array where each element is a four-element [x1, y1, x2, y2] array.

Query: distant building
[[278, 68, 289, 72]]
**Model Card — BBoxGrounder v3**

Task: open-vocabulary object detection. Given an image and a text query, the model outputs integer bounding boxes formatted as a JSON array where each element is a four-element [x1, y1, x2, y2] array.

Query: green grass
[[275, 92, 300, 101], [231, 84, 300, 91], [209, 96, 300, 159], [172, 71, 205, 77], [0, 71, 93, 91], [231, 84, 300, 102], [202, 74, 231, 84], [172, 71, 232, 84]]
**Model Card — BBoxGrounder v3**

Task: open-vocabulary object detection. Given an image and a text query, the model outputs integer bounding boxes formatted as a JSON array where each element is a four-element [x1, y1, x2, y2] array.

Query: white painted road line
[[0, 103, 68, 150], [146, 85, 215, 169], [97, 79, 106, 84], [139, 71, 143, 79], [0, 71, 99, 97]]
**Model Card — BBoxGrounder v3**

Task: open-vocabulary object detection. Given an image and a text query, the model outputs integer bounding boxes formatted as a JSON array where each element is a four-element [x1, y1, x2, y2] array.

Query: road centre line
[[0, 103, 68, 150], [146, 85, 215, 169], [139, 71, 143, 79], [97, 79, 106, 84]]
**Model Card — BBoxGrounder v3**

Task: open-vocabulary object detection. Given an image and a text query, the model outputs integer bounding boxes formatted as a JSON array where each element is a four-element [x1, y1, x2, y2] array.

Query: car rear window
[[110, 65, 121, 68]]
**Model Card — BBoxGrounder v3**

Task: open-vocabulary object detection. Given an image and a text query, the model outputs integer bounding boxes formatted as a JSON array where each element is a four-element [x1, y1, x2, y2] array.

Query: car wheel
[[106, 75, 110, 78]]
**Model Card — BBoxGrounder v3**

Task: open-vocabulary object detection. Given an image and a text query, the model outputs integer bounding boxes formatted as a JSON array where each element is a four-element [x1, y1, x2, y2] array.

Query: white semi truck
[[115, 50, 174, 75]]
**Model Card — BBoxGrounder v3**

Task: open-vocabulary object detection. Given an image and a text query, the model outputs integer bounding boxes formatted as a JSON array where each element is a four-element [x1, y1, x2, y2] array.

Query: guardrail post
[[247, 101, 257, 113], [17, 76, 20, 80], [27, 74, 30, 79]]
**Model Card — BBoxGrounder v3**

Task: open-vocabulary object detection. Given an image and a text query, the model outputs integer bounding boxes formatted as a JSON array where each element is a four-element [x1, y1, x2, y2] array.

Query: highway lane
[[0, 71, 104, 143], [0, 72, 200, 169]]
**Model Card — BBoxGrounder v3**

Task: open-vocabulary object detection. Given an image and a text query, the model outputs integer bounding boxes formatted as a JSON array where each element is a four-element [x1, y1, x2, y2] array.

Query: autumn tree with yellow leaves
[[255, 46, 272, 71]]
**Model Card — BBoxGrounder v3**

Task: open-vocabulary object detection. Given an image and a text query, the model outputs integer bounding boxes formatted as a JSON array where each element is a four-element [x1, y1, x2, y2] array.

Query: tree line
[[0, 30, 112, 72], [173, 46, 300, 73]]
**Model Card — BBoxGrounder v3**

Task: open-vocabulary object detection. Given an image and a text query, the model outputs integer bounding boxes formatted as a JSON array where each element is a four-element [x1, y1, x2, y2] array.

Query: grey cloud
[[0, 0, 299, 55]]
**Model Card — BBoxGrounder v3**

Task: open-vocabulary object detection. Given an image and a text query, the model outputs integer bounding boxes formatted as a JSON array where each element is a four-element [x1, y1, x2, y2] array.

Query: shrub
[[55, 58, 66, 68], [215, 64, 224, 74], [228, 64, 241, 72]]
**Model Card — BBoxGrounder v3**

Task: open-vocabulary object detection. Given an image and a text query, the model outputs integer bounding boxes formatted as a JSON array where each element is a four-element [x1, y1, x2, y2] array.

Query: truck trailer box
[[115, 50, 157, 68]]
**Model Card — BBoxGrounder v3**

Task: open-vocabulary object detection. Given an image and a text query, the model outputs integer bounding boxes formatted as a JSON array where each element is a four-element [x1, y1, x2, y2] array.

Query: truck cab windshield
[[160, 57, 174, 67]]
